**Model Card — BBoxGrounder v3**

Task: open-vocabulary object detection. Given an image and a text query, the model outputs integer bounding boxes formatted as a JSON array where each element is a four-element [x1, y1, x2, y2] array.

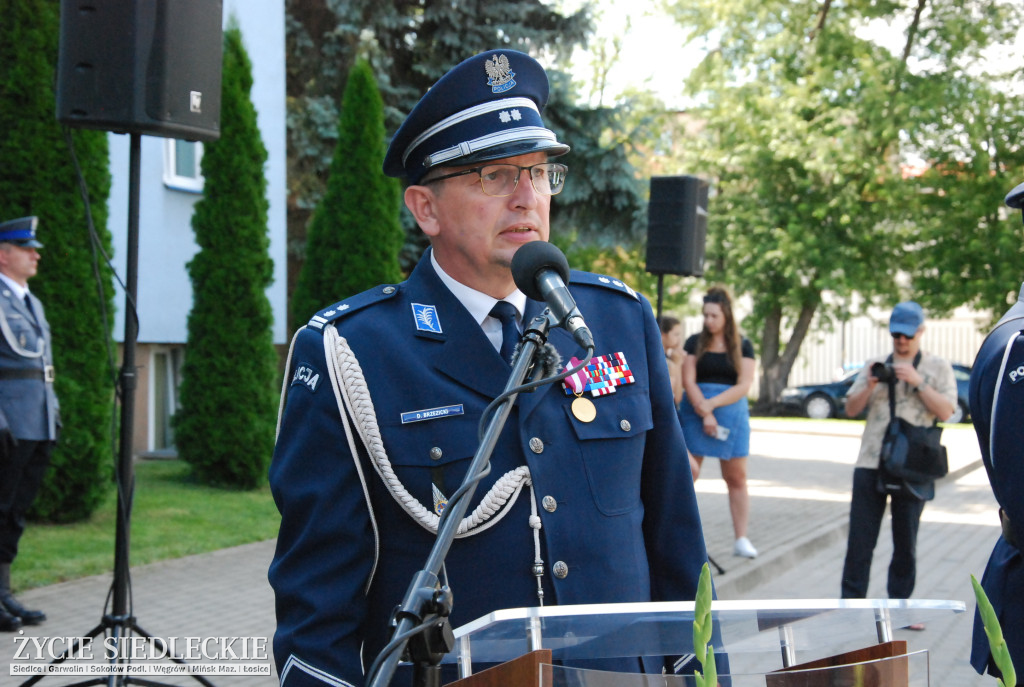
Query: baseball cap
[[890, 301, 924, 337]]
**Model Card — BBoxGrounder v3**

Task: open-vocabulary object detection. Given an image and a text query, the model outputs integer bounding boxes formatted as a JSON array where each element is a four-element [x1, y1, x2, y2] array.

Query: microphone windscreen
[[511, 241, 571, 302]]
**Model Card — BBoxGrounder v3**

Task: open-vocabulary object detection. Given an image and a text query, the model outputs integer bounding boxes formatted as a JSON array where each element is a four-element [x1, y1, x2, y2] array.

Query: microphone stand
[[366, 314, 553, 687]]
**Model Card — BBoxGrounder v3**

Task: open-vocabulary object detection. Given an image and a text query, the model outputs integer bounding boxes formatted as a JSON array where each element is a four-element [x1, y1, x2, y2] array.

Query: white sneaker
[[733, 536, 758, 558]]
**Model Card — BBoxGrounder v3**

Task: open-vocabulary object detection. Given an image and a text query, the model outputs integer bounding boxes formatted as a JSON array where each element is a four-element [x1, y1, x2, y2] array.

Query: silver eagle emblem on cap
[[485, 54, 516, 93]]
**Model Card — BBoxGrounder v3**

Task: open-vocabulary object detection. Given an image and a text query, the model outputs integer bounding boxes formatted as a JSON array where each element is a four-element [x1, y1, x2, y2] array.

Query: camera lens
[[870, 362, 892, 382]]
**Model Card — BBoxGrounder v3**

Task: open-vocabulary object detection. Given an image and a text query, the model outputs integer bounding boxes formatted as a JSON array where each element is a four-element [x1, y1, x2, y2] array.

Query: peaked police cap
[[0, 216, 43, 248], [383, 49, 569, 183]]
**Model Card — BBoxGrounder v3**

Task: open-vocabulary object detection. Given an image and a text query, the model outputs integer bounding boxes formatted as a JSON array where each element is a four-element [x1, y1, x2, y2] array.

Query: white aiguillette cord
[[322, 325, 548, 603]]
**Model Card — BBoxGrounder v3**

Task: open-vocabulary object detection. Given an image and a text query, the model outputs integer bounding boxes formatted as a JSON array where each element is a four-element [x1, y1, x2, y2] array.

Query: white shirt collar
[[0, 272, 28, 301], [429, 249, 526, 325], [430, 250, 528, 354]]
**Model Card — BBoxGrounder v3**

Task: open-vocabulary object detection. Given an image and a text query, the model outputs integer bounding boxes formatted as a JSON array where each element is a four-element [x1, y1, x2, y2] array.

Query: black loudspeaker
[[645, 175, 709, 277], [56, 0, 223, 142]]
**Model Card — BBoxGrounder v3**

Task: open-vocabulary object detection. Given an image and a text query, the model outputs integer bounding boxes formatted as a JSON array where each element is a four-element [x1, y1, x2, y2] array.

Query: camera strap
[[885, 351, 922, 422]]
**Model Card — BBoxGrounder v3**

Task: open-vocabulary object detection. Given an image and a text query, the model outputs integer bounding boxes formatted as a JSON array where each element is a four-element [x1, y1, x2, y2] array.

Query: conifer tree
[[290, 59, 402, 326], [0, 0, 115, 520], [175, 22, 278, 488]]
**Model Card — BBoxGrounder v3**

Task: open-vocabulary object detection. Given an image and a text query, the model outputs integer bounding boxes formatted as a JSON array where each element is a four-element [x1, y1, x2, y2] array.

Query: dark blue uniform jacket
[[268, 252, 709, 687], [970, 284, 1024, 677]]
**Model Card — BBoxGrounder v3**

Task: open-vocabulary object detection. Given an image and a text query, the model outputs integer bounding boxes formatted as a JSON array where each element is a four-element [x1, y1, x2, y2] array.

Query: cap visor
[[436, 139, 569, 169]]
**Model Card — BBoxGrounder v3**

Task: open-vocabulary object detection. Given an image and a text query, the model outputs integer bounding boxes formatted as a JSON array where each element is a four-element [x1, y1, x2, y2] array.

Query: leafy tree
[[0, 0, 115, 521], [546, 72, 649, 250], [902, 75, 1024, 318], [290, 59, 403, 325], [284, 0, 651, 316], [175, 22, 278, 489], [662, 0, 1024, 406]]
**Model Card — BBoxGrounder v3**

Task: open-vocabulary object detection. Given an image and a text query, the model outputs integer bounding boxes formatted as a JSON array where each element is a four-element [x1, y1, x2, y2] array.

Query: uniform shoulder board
[[307, 283, 402, 331], [568, 270, 641, 301]]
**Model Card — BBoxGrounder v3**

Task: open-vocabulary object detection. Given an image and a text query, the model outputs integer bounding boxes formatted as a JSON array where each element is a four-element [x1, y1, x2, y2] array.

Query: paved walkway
[[1, 420, 1000, 686]]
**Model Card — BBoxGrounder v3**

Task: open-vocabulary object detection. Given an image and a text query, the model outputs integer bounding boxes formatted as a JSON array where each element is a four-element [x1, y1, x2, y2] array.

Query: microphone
[[511, 241, 595, 351]]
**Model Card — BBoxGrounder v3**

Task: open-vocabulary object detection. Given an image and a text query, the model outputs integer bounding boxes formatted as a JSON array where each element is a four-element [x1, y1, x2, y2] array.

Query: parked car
[[779, 363, 972, 422]]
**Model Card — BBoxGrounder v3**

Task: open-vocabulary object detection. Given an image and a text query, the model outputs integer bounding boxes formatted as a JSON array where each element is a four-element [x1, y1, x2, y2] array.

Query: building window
[[163, 139, 204, 193], [150, 346, 184, 452]]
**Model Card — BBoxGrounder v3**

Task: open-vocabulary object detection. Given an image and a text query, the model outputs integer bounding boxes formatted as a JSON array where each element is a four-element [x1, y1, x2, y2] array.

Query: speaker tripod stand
[[19, 134, 213, 687]]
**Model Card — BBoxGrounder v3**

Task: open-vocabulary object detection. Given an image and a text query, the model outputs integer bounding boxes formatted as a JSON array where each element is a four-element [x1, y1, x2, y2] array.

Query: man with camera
[[839, 301, 956, 610]]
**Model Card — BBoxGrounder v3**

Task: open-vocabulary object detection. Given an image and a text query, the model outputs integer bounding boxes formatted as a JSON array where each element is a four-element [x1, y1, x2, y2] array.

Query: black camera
[[870, 361, 896, 383]]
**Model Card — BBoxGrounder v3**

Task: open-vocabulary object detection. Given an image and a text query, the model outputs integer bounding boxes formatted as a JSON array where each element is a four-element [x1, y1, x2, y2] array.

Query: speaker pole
[[655, 274, 665, 322], [109, 134, 220, 685], [111, 133, 141, 626]]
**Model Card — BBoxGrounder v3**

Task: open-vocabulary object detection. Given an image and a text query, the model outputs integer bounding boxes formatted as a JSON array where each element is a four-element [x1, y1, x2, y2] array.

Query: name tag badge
[[401, 404, 464, 424]]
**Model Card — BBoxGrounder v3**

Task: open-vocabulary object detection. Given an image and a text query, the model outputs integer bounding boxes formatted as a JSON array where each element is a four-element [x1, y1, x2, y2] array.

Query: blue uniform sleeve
[[633, 298, 724, 674], [983, 330, 1024, 535], [970, 320, 1024, 676], [269, 326, 375, 687], [636, 301, 710, 581]]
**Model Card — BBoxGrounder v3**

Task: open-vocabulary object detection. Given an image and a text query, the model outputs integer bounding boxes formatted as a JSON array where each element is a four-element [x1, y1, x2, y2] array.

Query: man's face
[[0, 243, 40, 286], [892, 328, 921, 358], [409, 152, 552, 298]]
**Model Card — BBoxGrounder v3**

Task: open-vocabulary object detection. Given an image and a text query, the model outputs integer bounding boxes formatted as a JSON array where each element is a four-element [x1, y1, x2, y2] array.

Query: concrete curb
[[715, 514, 850, 598]]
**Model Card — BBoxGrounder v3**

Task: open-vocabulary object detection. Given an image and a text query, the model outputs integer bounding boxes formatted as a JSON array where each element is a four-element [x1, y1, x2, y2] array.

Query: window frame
[[162, 138, 204, 193]]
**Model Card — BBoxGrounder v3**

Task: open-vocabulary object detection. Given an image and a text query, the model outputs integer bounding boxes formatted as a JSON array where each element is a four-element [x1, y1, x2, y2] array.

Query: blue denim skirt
[[679, 382, 751, 459]]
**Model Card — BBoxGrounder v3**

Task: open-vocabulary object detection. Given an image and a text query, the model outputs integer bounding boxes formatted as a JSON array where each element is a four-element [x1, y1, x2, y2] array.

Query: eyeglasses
[[891, 332, 916, 341], [703, 294, 727, 304], [425, 162, 568, 197]]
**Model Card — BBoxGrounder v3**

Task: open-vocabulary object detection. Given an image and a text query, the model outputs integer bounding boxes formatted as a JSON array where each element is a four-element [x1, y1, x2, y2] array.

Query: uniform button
[[429, 447, 443, 461], [542, 495, 557, 512], [552, 561, 569, 579], [382, 286, 396, 295], [620, 419, 631, 432], [529, 437, 544, 454]]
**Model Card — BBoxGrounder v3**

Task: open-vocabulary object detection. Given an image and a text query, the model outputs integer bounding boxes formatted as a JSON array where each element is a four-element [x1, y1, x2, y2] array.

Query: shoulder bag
[[876, 354, 948, 500]]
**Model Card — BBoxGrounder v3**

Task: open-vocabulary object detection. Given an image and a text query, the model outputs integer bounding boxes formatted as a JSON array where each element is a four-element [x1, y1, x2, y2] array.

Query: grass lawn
[[12, 459, 280, 592]]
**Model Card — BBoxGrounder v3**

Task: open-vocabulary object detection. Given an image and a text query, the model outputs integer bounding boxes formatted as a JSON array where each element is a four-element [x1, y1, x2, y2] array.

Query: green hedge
[[0, 0, 116, 522], [174, 23, 278, 489], [289, 58, 403, 329]]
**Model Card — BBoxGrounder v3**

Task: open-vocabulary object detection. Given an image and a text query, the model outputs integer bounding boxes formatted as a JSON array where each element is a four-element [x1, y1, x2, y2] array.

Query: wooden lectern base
[[445, 649, 553, 687], [766, 640, 909, 687]]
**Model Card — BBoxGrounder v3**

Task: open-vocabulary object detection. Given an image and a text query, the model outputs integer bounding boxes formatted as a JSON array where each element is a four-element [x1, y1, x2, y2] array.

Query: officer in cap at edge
[[0, 216, 57, 631], [970, 181, 1024, 679], [268, 50, 714, 687]]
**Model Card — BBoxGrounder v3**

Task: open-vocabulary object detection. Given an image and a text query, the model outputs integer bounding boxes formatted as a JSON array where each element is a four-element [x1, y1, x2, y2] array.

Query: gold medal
[[571, 395, 596, 423]]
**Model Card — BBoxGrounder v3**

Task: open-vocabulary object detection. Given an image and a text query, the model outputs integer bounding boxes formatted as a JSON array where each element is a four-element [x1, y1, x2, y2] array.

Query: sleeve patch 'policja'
[[290, 363, 322, 392]]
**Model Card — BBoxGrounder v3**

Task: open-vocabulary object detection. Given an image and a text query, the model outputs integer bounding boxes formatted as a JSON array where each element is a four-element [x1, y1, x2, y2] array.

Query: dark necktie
[[23, 294, 35, 321], [489, 301, 519, 365]]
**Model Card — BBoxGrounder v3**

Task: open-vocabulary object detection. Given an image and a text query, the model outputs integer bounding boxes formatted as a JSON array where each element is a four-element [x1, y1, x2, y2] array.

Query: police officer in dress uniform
[[0, 216, 57, 632], [970, 181, 1024, 678], [269, 50, 712, 687]]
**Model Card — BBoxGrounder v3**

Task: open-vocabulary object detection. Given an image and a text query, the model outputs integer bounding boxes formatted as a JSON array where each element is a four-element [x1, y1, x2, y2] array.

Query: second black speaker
[[56, 0, 223, 142], [645, 175, 709, 277]]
